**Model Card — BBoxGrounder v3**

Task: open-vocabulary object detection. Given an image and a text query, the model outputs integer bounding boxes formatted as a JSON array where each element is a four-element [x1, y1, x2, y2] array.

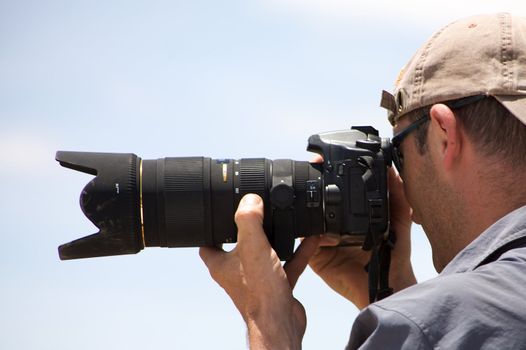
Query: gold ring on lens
[[139, 159, 146, 247]]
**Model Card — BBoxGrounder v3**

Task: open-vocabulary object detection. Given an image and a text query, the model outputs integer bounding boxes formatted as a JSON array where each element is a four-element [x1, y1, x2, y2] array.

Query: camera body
[[56, 126, 391, 261], [307, 126, 391, 253]]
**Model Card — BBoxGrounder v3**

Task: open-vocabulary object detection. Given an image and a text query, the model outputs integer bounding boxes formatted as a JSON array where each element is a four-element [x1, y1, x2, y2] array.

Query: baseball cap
[[381, 13, 526, 126]]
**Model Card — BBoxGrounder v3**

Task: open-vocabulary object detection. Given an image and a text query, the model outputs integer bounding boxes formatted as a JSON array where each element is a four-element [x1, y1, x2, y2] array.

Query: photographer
[[200, 13, 526, 349]]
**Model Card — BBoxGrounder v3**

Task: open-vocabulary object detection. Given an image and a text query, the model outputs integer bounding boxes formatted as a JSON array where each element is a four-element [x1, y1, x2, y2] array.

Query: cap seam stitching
[[405, 23, 452, 123], [499, 13, 514, 91]]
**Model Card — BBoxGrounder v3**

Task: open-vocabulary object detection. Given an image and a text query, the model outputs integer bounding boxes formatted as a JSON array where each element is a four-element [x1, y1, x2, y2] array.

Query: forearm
[[244, 296, 304, 350], [247, 317, 302, 350]]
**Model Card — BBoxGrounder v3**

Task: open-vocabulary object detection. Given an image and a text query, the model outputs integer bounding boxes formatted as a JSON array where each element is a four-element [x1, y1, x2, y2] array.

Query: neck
[[448, 151, 526, 265]]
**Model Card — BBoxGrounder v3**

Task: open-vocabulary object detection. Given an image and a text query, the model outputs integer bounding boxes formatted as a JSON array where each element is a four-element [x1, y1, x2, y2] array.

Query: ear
[[429, 104, 462, 171]]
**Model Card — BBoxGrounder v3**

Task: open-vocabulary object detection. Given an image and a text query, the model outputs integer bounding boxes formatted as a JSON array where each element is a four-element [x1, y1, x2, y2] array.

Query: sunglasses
[[391, 94, 487, 174]]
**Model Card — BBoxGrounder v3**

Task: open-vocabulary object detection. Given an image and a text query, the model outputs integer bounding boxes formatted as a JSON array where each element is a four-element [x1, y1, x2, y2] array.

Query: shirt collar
[[441, 205, 526, 275]]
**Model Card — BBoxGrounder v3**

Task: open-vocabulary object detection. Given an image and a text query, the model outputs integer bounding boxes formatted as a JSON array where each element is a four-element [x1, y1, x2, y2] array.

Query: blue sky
[[1, 1, 524, 349]]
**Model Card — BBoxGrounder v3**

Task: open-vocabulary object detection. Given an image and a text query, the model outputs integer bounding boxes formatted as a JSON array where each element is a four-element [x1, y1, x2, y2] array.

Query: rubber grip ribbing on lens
[[163, 157, 211, 247]]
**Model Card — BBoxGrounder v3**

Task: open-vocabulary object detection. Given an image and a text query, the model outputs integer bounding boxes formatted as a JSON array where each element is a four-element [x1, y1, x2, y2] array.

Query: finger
[[300, 233, 339, 246], [387, 168, 415, 284], [388, 168, 412, 230], [388, 168, 406, 202], [318, 233, 341, 247], [284, 235, 321, 289], [234, 194, 269, 249], [310, 154, 324, 163]]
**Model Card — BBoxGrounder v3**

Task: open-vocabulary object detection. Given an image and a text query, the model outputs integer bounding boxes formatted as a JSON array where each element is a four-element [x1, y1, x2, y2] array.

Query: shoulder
[[348, 253, 526, 349], [347, 302, 432, 350]]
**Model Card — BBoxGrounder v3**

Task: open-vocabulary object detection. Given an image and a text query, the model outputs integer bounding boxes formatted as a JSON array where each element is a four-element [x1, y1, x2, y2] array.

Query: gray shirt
[[347, 205, 526, 349]]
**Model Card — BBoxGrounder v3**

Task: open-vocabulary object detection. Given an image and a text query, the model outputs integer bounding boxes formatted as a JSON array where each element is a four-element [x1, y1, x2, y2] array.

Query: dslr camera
[[57, 126, 393, 301]]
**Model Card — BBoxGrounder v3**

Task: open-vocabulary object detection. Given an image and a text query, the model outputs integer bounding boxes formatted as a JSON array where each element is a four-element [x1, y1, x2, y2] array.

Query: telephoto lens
[[57, 126, 391, 264], [57, 126, 393, 302], [56, 152, 324, 261]]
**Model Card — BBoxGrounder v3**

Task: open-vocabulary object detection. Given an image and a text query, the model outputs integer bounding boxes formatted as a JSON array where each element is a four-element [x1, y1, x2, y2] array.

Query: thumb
[[199, 246, 227, 272]]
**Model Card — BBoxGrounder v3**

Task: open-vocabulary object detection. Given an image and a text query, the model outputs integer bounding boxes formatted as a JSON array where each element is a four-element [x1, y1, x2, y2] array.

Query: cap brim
[[495, 95, 526, 125]]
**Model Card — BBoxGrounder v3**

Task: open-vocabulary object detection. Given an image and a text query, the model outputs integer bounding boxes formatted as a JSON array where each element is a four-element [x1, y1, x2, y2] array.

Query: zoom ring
[[163, 157, 207, 246], [236, 158, 268, 203]]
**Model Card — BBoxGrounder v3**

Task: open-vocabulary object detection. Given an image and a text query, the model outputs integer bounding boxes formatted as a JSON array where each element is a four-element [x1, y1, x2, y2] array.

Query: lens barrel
[[141, 157, 323, 259]]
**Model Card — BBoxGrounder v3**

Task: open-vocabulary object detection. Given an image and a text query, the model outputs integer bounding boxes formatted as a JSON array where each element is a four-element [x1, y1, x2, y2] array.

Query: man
[[200, 13, 526, 349]]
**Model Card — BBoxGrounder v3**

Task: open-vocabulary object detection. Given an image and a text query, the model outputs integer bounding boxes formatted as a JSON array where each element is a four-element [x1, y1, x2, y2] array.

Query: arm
[[199, 194, 320, 349]]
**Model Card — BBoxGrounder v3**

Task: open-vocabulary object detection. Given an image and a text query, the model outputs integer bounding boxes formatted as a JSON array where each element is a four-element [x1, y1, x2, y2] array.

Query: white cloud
[[0, 128, 59, 176]]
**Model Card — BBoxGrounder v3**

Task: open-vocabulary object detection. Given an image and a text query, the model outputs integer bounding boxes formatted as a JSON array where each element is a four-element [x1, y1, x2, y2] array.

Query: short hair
[[401, 96, 526, 168]]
